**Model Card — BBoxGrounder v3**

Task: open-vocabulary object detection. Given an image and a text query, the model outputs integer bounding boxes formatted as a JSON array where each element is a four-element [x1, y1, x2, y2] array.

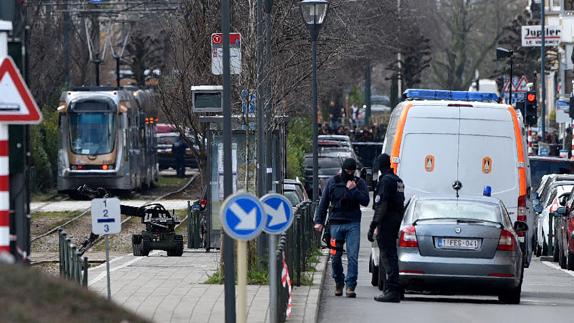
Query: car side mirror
[[556, 206, 567, 216], [534, 204, 543, 214], [513, 221, 528, 233]]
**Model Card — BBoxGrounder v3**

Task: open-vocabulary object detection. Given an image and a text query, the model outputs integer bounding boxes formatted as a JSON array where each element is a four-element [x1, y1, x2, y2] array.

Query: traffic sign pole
[[91, 198, 121, 300], [261, 193, 294, 323], [237, 240, 248, 323], [105, 234, 111, 300], [0, 23, 10, 257], [220, 192, 266, 323]]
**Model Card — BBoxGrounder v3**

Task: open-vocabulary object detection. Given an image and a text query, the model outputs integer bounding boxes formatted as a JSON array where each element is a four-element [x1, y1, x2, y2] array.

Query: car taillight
[[399, 225, 418, 248], [517, 195, 527, 242], [102, 164, 109, 170], [497, 229, 516, 251]]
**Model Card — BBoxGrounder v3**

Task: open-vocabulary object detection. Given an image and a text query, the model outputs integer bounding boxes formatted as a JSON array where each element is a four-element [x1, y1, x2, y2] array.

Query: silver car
[[398, 195, 527, 304]]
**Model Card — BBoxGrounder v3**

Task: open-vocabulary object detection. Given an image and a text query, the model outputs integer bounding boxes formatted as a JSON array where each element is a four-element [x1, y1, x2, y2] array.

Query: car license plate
[[436, 238, 480, 250]]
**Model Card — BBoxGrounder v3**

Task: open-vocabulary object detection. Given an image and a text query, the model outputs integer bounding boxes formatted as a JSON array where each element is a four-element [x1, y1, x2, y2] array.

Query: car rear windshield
[[413, 200, 500, 223]]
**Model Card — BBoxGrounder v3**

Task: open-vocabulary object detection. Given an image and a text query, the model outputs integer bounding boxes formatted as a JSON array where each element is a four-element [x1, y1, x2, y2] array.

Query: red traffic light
[[527, 92, 536, 103]]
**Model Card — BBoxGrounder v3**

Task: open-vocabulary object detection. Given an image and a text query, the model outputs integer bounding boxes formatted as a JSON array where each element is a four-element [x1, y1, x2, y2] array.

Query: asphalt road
[[318, 208, 574, 323]]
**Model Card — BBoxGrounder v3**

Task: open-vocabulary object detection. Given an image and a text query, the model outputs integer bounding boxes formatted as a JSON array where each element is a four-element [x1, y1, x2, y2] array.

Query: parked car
[[554, 195, 574, 270], [535, 174, 574, 205], [534, 183, 573, 257], [156, 132, 198, 170], [318, 135, 352, 148], [529, 156, 574, 191], [396, 195, 527, 304], [303, 154, 343, 197], [283, 179, 309, 206]]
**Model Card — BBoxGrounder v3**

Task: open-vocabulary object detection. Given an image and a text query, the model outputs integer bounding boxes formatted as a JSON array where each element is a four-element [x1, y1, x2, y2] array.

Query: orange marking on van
[[391, 102, 414, 173], [507, 107, 527, 196], [425, 155, 435, 172]]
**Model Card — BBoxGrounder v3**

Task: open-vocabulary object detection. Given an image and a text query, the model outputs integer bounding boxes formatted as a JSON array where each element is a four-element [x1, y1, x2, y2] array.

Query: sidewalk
[[88, 248, 329, 323]]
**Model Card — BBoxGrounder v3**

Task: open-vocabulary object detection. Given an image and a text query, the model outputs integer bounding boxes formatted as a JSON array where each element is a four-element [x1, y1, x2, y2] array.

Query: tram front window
[[69, 112, 116, 155]]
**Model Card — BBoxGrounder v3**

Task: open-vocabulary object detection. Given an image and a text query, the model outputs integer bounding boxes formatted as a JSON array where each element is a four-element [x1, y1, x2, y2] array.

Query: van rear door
[[457, 111, 519, 215], [398, 106, 460, 199]]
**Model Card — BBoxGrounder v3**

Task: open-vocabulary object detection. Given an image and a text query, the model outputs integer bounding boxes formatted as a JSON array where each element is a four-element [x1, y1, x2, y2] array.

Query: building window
[[566, 0, 574, 11]]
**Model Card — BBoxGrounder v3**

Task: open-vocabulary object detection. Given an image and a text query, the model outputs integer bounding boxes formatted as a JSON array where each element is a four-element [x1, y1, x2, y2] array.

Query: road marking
[[88, 251, 160, 286], [541, 260, 574, 278]]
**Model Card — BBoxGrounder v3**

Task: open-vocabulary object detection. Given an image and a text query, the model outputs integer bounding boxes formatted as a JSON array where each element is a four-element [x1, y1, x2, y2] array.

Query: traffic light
[[525, 91, 537, 126]]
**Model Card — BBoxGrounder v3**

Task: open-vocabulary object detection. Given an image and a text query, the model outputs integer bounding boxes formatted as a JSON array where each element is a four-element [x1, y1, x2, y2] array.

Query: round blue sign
[[261, 193, 294, 234], [220, 192, 265, 241]]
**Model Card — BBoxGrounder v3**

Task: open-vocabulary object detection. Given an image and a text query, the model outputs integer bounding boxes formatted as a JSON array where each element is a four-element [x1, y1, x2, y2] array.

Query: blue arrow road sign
[[220, 192, 265, 240], [261, 193, 294, 234]]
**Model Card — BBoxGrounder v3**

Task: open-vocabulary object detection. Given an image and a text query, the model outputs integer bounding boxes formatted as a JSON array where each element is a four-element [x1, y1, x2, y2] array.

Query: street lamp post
[[300, 0, 328, 203]]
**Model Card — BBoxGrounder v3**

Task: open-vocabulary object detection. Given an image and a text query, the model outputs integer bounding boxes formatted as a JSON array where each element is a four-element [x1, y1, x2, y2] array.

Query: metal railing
[[275, 201, 320, 323], [58, 229, 88, 287]]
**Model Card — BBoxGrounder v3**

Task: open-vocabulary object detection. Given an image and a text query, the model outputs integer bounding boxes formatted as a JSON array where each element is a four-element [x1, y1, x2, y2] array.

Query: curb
[[310, 250, 329, 323]]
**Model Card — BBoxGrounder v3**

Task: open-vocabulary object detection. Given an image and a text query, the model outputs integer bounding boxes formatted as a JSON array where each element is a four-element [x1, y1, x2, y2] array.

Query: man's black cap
[[342, 158, 357, 171], [379, 153, 391, 170]]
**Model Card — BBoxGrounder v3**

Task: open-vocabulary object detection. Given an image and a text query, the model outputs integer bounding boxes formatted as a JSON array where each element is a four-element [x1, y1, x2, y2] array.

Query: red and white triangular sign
[[0, 56, 42, 124]]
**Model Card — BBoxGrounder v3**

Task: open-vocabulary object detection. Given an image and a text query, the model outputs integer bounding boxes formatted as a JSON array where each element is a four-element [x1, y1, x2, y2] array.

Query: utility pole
[[63, 0, 71, 85], [364, 62, 371, 125], [397, 0, 402, 96], [255, 0, 267, 268], [222, 0, 236, 322], [541, 1, 546, 141]]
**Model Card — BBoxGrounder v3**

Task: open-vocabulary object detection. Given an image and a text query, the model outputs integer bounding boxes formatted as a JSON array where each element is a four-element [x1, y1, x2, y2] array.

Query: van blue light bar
[[403, 89, 500, 102]]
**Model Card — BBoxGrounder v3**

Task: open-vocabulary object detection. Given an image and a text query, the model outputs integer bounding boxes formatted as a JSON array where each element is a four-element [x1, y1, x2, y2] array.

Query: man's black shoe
[[335, 284, 344, 296], [346, 288, 356, 298], [374, 293, 400, 303]]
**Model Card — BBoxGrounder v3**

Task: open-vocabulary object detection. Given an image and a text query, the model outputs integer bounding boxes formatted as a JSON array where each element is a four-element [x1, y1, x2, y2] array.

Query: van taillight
[[516, 195, 527, 242], [399, 225, 418, 248], [497, 229, 516, 251]]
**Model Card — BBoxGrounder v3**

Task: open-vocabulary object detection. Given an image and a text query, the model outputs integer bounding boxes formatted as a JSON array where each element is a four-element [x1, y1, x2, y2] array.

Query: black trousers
[[378, 232, 400, 294]]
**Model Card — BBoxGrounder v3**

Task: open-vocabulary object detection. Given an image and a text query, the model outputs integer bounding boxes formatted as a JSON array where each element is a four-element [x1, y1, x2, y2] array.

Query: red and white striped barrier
[[0, 126, 8, 255], [281, 252, 292, 318]]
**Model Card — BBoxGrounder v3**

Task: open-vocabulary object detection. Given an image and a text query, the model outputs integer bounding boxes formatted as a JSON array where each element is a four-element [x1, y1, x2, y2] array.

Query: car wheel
[[132, 235, 142, 256], [377, 254, 386, 291], [498, 285, 521, 304], [498, 267, 523, 304], [568, 251, 574, 271], [370, 256, 379, 287]]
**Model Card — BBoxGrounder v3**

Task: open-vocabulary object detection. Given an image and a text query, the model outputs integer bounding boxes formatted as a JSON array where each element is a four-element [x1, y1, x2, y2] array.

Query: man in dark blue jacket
[[368, 153, 405, 303], [314, 158, 370, 298]]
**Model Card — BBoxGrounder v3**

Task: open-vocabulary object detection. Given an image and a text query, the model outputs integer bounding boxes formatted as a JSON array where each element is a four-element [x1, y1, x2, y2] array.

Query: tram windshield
[[69, 111, 116, 155]]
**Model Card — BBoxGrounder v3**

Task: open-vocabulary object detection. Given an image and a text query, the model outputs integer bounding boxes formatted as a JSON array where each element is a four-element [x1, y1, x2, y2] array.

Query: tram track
[[30, 174, 198, 246]]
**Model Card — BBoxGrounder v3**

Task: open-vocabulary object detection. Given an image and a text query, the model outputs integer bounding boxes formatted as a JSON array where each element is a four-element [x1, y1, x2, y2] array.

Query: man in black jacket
[[368, 153, 405, 303], [314, 158, 370, 298]]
